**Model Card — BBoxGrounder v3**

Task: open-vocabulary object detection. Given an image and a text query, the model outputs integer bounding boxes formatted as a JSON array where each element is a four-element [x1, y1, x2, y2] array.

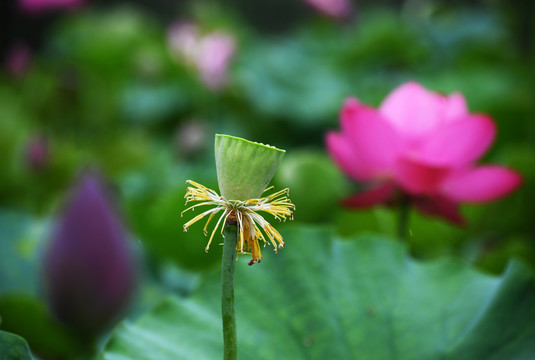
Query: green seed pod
[[215, 134, 285, 200]]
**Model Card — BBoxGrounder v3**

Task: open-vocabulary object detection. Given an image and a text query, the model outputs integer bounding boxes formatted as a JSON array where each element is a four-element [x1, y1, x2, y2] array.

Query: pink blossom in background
[[5, 44, 32, 77], [168, 22, 236, 91], [196, 32, 236, 90], [19, 0, 84, 13], [326, 82, 522, 225], [304, 0, 352, 19]]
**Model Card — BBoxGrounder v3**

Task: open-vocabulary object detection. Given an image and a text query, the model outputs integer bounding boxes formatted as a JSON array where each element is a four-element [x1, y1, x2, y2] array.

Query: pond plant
[[182, 134, 295, 359]]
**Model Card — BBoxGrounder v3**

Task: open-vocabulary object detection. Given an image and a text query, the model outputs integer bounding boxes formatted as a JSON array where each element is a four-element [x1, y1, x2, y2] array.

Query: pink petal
[[443, 92, 468, 123], [417, 114, 495, 167], [340, 97, 361, 133], [341, 98, 403, 171], [379, 82, 446, 138], [342, 182, 396, 208], [441, 166, 522, 203], [394, 156, 451, 195], [326, 132, 375, 181], [412, 196, 466, 226]]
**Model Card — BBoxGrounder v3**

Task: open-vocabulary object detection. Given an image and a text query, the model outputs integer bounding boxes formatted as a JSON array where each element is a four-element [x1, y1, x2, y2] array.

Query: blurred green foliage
[[0, 330, 33, 360]]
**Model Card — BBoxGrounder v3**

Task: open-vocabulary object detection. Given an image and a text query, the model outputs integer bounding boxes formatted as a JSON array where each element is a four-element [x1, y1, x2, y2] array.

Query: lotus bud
[[43, 172, 137, 336]]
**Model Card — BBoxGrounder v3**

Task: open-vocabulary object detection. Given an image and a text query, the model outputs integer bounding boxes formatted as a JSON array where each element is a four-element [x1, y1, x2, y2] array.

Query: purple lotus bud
[[43, 172, 137, 336], [24, 135, 49, 172]]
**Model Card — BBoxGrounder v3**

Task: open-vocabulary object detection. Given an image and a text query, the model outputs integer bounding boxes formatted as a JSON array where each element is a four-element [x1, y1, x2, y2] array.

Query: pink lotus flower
[[304, 0, 352, 19], [19, 0, 84, 13], [167, 22, 236, 91], [326, 82, 522, 225]]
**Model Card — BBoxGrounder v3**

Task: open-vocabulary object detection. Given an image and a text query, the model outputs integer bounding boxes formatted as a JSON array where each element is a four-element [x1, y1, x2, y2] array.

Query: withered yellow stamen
[[181, 180, 295, 265]]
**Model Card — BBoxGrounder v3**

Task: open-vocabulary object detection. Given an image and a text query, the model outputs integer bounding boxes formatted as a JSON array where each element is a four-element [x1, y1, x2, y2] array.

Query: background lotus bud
[[215, 134, 285, 201], [24, 135, 50, 172], [43, 172, 137, 336]]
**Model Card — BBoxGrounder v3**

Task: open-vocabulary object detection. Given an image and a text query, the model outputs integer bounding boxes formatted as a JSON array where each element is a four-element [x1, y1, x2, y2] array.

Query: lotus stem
[[221, 222, 238, 360], [398, 194, 411, 241]]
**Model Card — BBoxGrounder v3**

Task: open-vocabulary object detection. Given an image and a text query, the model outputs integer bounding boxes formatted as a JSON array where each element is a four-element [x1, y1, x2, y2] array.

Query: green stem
[[397, 194, 411, 241], [221, 224, 238, 360]]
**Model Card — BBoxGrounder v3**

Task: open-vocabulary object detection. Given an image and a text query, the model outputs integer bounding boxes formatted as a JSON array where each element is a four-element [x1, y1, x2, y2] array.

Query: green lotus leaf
[[215, 134, 285, 201], [102, 226, 535, 360], [0, 331, 33, 360]]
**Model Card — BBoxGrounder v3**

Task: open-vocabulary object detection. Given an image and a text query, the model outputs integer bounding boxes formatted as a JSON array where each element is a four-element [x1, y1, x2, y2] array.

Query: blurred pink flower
[[326, 82, 522, 225], [19, 0, 84, 13], [5, 44, 31, 77], [304, 0, 352, 19], [168, 22, 236, 91]]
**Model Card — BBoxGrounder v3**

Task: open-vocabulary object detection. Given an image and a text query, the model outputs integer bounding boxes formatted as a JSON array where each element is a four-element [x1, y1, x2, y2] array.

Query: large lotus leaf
[[102, 227, 535, 360], [0, 330, 33, 360]]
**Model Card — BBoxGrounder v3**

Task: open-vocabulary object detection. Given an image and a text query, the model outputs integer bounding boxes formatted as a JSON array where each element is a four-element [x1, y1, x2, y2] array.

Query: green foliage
[[0, 331, 33, 360], [0, 296, 85, 359], [0, 212, 92, 358], [102, 227, 535, 360], [121, 157, 222, 270], [0, 212, 45, 295], [273, 151, 349, 222]]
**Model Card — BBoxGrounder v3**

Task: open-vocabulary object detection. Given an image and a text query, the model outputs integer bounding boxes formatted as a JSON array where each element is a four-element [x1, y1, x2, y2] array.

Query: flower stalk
[[221, 223, 238, 360], [397, 193, 411, 241], [181, 134, 293, 360]]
